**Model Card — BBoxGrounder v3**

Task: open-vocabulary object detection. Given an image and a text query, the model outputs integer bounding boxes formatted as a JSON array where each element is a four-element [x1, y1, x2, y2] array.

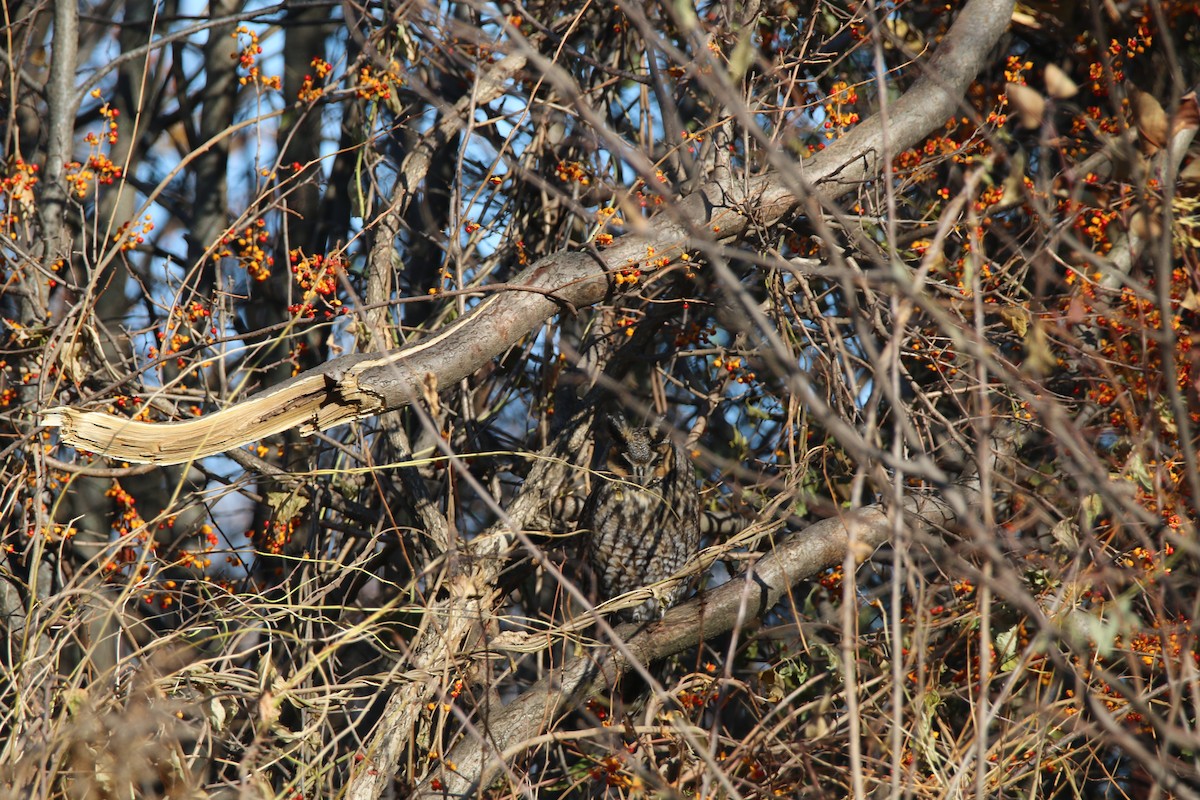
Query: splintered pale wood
[[40, 53, 545, 468], [41, 369, 372, 465]]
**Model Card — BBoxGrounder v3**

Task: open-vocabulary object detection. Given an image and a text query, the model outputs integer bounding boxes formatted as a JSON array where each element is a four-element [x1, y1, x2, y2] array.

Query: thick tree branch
[[42, 0, 1017, 466], [35, 0, 78, 289], [343, 414, 595, 800], [417, 492, 959, 798], [333, 2, 1018, 798]]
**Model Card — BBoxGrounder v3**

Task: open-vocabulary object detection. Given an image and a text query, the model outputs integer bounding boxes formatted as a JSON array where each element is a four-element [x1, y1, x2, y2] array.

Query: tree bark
[[340, 1, 1017, 796], [43, 0, 1016, 467], [417, 492, 960, 797]]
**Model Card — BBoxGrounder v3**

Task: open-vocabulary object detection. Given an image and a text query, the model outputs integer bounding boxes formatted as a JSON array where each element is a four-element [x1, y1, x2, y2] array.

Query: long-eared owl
[[581, 412, 701, 622]]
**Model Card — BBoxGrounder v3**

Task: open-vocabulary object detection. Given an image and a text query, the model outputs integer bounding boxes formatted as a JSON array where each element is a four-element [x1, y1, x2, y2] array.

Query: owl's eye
[[617, 451, 661, 486]]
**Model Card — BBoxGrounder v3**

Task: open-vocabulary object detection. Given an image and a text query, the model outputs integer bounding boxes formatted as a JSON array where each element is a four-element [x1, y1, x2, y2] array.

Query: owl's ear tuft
[[605, 410, 631, 440], [648, 417, 670, 445]]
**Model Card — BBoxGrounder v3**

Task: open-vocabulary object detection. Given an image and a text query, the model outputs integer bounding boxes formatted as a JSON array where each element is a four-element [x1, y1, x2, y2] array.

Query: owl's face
[[604, 413, 673, 488]]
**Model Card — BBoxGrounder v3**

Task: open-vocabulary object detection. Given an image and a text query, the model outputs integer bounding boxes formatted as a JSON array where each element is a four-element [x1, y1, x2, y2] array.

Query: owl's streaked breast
[[581, 413, 701, 622]]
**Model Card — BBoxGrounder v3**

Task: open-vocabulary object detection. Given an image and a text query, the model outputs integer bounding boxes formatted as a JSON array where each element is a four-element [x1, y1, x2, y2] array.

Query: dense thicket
[[2, 0, 1199, 796]]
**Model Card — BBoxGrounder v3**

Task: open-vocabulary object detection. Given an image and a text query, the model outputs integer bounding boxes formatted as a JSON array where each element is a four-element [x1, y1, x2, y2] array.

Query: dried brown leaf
[[1130, 208, 1163, 240], [1000, 305, 1030, 337], [1133, 89, 1168, 150], [1180, 157, 1200, 185], [1007, 83, 1046, 129], [1172, 90, 1200, 137], [1044, 64, 1078, 99]]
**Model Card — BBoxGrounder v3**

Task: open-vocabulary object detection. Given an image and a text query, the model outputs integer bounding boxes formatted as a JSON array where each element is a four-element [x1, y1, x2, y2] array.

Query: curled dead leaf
[[1023, 320, 1057, 376], [1050, 519, 1079, 550], [999, 305, 1030, 337], [1173, 90, 1200, 138], [1180, 157, 1200, 185], [1129, 208, 1163, 240], [849, 537, 876, 563], [1007, 83, 1046, 129], [1066, 293, 1089, 326], [1044, 64, 1078, 99], [57, 341, 89, 385], [267, 490, 309, 522], [992, 149, 1028, 211], [1132, 89, 1168, 150]]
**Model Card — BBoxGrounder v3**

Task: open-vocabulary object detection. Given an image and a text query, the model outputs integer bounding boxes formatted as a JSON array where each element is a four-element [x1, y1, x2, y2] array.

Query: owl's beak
[[631, 464, 656, 486]]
